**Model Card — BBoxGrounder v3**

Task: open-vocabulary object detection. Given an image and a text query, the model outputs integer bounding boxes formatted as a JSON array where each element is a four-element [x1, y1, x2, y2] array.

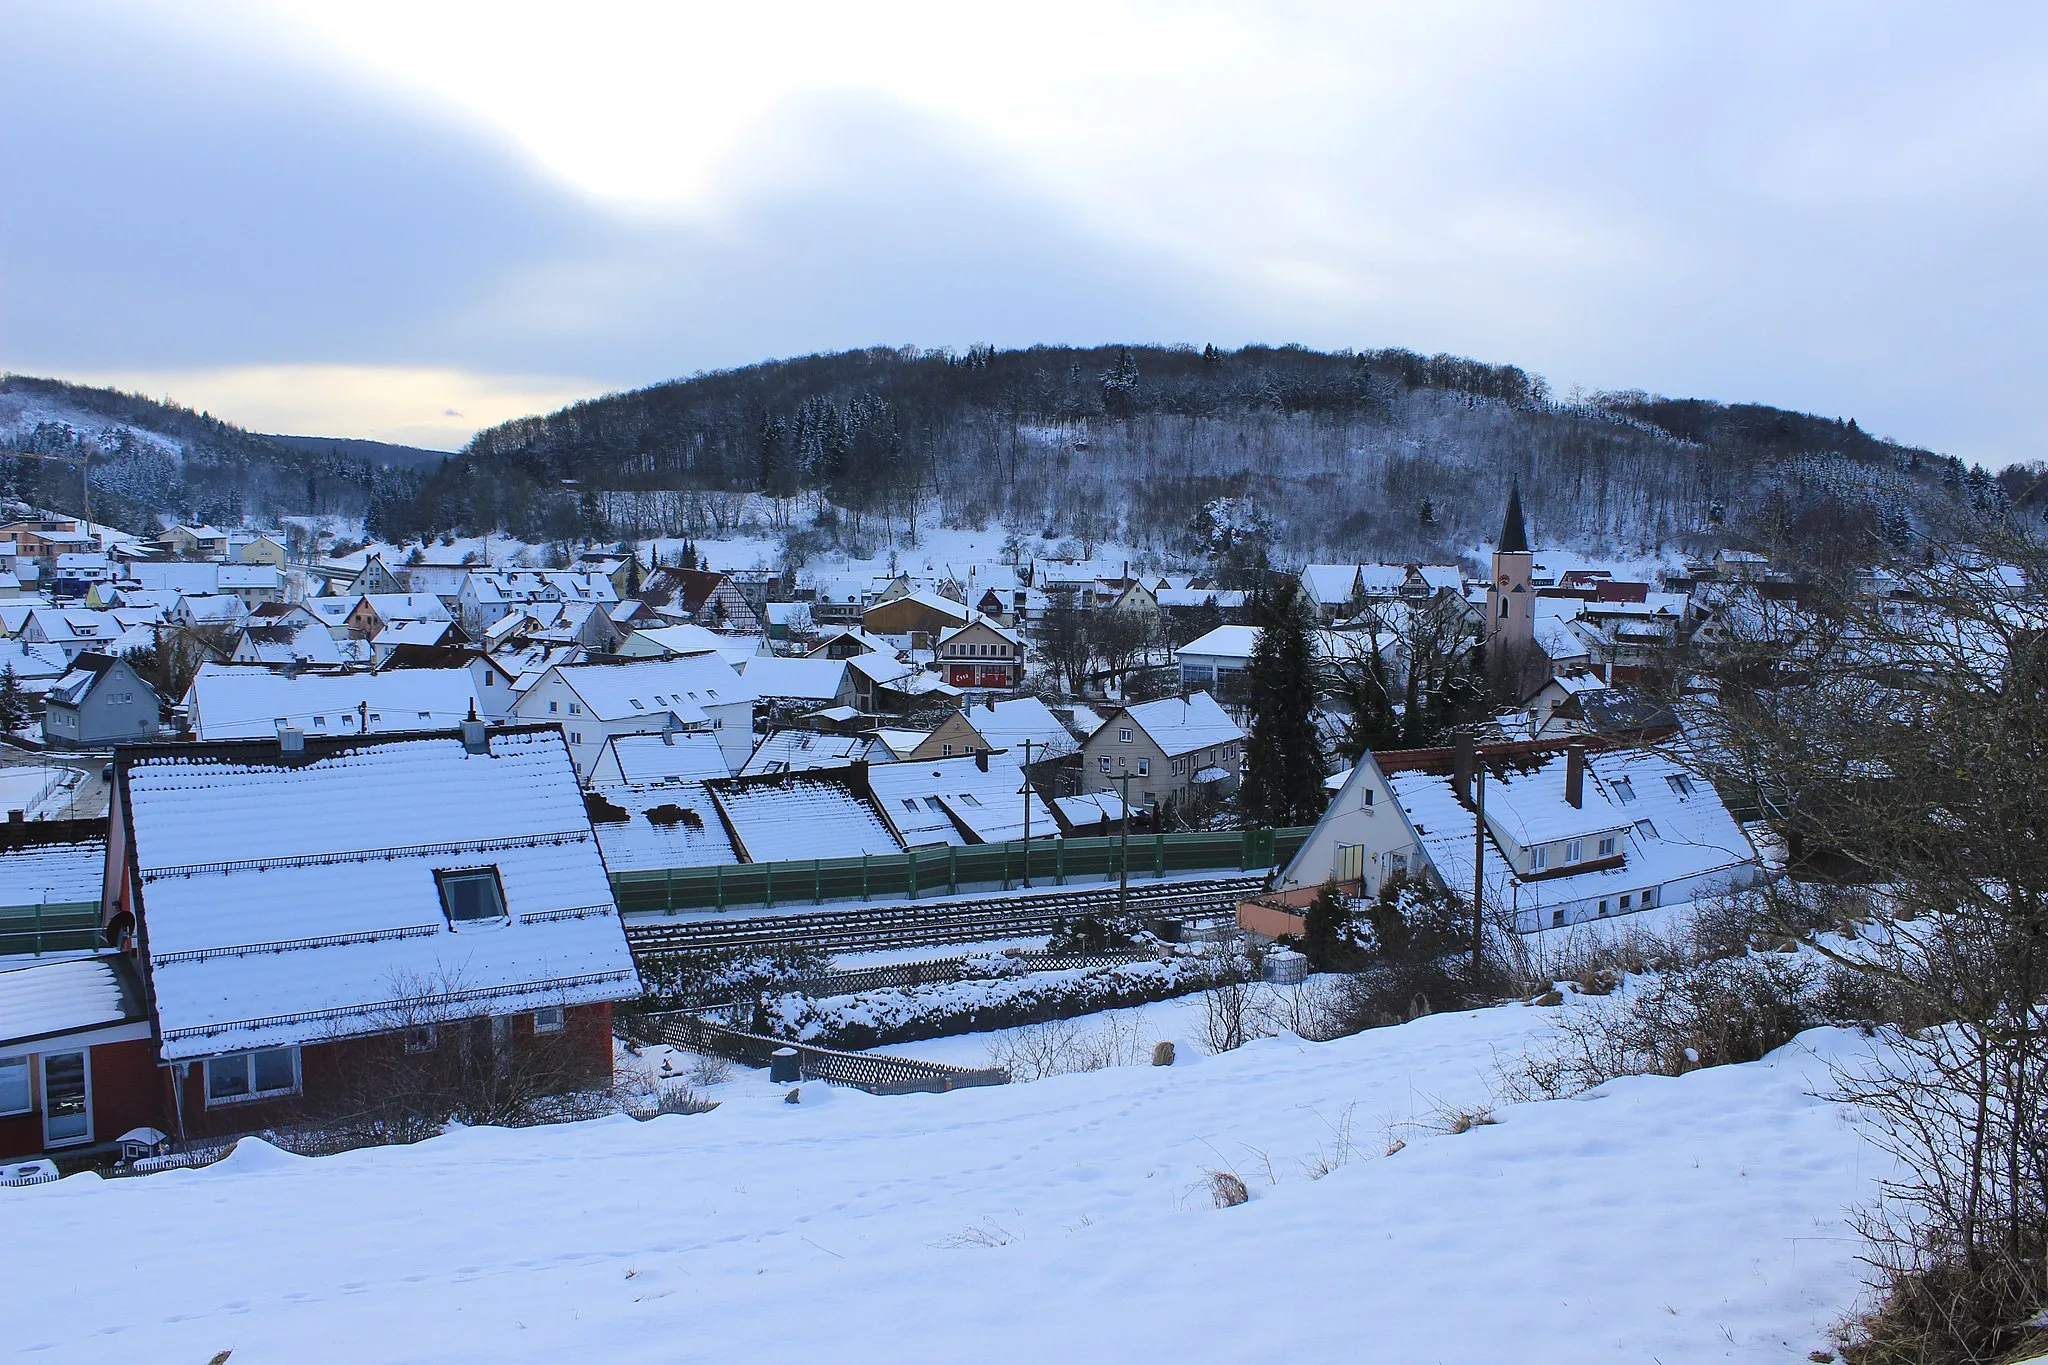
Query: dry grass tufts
[[1208, 1170, 1250, 1208]]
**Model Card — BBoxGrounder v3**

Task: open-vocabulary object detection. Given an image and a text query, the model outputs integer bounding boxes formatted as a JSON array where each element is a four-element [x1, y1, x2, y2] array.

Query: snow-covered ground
[[9, 997, 1890, 1364]]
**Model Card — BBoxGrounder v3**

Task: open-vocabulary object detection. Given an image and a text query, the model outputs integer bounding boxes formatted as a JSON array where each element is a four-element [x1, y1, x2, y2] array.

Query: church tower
[[1487, 480, 1534, 653]]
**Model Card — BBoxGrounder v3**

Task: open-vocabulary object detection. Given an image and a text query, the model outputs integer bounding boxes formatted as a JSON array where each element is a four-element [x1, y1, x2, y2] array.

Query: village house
[[233, 533, 289, 568], [510, 654, 759, 776], [155, 525, 231, 560], [588, 729, 731, 787], [866, 751, 1056, 847], [230, 605, 348, 670], [637, 567, 760, 634], [215, 565, 284, 609], [43, 653, 160, 748], [904, 695, 1077, 765], [863, 589, 969, 644], [0, 955, 159, 1159], [183, 662, 485, 740], [1262, 738, 1760, 935], [375, 645, 521, 720], [736, 655, 859, 715], [1078, 692, 1245, 813], [94, 723, 639, 1147], [935, 616, 1024, 690]]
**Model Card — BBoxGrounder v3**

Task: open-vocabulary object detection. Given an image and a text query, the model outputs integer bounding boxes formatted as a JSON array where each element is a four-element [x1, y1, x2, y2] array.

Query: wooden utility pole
[[1020, 739, 1037, 887], [1472, 756, 1487, 966], [1115, 769, 1136, 921]]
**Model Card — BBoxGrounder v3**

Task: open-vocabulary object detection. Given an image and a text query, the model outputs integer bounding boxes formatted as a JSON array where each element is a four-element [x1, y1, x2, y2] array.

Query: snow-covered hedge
[[764, 957, 1227, 1050]]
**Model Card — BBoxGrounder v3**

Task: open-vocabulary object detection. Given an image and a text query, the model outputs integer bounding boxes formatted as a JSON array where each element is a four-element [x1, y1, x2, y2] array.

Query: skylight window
[[435, 867, 508, 927], [901, 798, 919, 812], [1665, 774, 1697, 797], [1611, 777, 1636, 804], [957, 793, 982, 807], [1635, 819, 1660, 840], [924, 796, 946, 812]]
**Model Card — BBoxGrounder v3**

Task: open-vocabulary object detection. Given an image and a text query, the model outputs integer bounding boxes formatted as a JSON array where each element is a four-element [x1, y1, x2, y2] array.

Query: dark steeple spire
[[1497, 480, 1530, 554]]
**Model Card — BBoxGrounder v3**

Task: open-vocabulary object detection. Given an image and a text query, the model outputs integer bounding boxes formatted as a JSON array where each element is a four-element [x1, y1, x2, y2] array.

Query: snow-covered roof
[[1155, 588, 1246, 609], [1300, 564, 1360, 604], [179, 595, 248, 626], [736, 655, 850, 702], [738, 729, 886, 776], [587, 782, 737, 873], [1052, 791, 1127, 828], [0, 826, 106, 908], [549, 655, 755, 723], [960, 695, 1078, 756], [185, 662, 484, 740], [125, 727, 638, 1059], [1476, 751, 1634, 847], [938, 616, 1021, 647], [1177, 624, 1261, 661], [0, 956, 148, 1048], [626, 624, 765, 667], [361, 592, 451, 622], [710, 774, 901, 863], [589, 730, 730, 787], [217, 565, 281, 590], [1116, 692, 1244, 756], [234, 623, 346, 668], [1386, 749, 1756, 917], [865, 753, 1053, 847], [372, 620, 459, 650], [0, 640, 70, 682]]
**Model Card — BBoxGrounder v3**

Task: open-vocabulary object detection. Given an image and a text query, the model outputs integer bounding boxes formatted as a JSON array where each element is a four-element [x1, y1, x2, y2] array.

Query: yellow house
[[237, 535, 289, 568]]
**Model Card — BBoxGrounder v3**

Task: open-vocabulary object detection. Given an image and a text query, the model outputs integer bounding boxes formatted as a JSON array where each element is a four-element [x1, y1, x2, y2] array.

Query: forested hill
[[402, 344, 2038, 569], [0, 375, 424, 533]]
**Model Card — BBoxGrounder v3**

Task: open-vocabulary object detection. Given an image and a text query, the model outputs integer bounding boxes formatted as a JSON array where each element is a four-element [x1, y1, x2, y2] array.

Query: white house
[[511, 654, 758, 777], [183, 662, 485, 740], [1272, 741, 1760, 933]]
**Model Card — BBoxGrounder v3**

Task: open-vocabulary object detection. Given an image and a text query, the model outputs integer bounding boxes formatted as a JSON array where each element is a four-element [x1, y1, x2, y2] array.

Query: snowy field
[[8, 996, 1892, 1364]]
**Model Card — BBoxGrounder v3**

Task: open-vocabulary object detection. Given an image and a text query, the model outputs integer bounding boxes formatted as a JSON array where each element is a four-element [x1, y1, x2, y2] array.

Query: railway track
[[624, 874, 1268, 956]]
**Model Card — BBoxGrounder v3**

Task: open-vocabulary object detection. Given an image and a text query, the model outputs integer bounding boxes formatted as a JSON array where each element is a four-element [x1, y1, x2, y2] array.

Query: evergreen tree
[[1301, 879, 1355, 969], [0, 665, 23, 733], [1239, 579, 1327, 827], [1419, 496, 1436, 526]]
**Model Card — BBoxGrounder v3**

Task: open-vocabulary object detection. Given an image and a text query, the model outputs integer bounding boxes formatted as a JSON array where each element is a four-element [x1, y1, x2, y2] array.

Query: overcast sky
[[4, 2, 2045, 460]]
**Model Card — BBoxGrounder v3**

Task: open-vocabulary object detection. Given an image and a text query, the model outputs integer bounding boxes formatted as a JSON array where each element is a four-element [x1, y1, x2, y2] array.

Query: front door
[[41, 1051, 89, 1147]]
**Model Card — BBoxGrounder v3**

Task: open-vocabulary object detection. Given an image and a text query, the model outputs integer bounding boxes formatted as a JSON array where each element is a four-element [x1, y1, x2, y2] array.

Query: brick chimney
[[1565, 744, 1585, 809], [1453, 732, 1474, 803]]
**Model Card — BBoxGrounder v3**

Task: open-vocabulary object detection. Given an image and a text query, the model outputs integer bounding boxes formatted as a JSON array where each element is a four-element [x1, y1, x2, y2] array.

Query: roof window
[[1611, 776, 1635, 804], [1664, 773, 1697, 797], [436, 867, 508, 927]]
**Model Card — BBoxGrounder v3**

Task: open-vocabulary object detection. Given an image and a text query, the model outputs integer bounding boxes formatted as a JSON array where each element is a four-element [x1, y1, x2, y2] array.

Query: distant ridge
[[260, 433, 453, 471]]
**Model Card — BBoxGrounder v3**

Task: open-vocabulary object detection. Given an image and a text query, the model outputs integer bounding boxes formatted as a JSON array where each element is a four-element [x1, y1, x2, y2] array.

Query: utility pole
[[1115, 769, 1136, 922], [1472, 748, 1487, 967], [1020, 739, 1036, 887]]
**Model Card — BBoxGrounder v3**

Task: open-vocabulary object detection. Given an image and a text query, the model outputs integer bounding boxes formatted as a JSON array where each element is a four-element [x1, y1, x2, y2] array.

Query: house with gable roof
[[1079, 692, 1245, 812], [1264, 738, 1760, 935], [43, 653, 160, 748], [935, 616, 1024, 690], [511, 654, 758, 777], [100, 722, 637, 1144]]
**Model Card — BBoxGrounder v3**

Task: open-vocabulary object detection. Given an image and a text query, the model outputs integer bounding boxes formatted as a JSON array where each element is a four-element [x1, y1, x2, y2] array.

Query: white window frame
[[1098, 757, 1112, 774], [1137, 758, 1150, 776], [204, 1047, 301, 1107], [1565, 838, 1582, 863], [532, 1006, 566, 1034], [1531, 844, 1547, 870], [1118, 728, 1134, 744], [1597, 835, 1617, 858], [436, 866, 509, 928], [403, 1025, 438, 1055]]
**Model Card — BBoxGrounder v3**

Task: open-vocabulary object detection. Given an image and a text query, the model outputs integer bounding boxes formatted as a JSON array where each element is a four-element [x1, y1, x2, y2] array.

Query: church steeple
[[1498, 479, 1529, 555]]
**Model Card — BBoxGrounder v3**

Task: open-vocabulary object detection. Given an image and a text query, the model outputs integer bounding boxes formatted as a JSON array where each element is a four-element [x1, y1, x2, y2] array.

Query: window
[[1635, 818, 1659, 840], [941, 743, 952, 757], [1565, 839, 1582, 863], [1099, 757, 1112, 774], [205, 1047, 299, 1104], [1611, 777, 1636, 804], [1641, 886, 1658, 908], [1665, 773, 1697, 797], [403, 1025, 438, 1055], [0, 1056, 27, 1115], [533, 1006, 565, 1034], [569, 731, 583, 746], [629, 698, 643, 708], [1619, 893, 1633, 911], [1119, 728, 1134, 744], [548, 700, 558, 713], [923, 797, 946, 813], [1532, 845, 1548, 870], [1597, 836, 1617, 858], [435, 867, 508, 926], [1137, 758, 1150, 777], [1171, 758, 1183, 775], [901, 798, 919, 812], [1552, 909, 1565, 928], [568, 703, 582, 716], [957, 793, 982, 807], [1362, 788, 1374, 807], [1597, 899, 1609, 915]]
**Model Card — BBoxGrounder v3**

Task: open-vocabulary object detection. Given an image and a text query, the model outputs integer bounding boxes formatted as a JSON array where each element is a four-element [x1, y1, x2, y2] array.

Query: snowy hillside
[[9, 998, 1890, 1364]]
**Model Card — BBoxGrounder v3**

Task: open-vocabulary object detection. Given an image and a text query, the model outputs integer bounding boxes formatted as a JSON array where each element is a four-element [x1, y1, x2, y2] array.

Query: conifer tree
[[1239, 579, 1327, 827], [0, 665, 22, 733]]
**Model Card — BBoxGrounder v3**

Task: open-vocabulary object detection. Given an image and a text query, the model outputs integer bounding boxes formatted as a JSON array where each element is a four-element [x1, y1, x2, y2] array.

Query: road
[[0, 746, 110, 820]]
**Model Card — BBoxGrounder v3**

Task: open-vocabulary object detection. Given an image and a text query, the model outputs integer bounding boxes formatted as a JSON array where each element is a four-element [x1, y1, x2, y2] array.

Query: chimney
[[7, 809, 23, 824], [278, 725, 305, 754], [1565, 744, 1585, 809], [460, 702, 489, 755], [974, 749, 989, 772], [1452, 732, 1474, 803]]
